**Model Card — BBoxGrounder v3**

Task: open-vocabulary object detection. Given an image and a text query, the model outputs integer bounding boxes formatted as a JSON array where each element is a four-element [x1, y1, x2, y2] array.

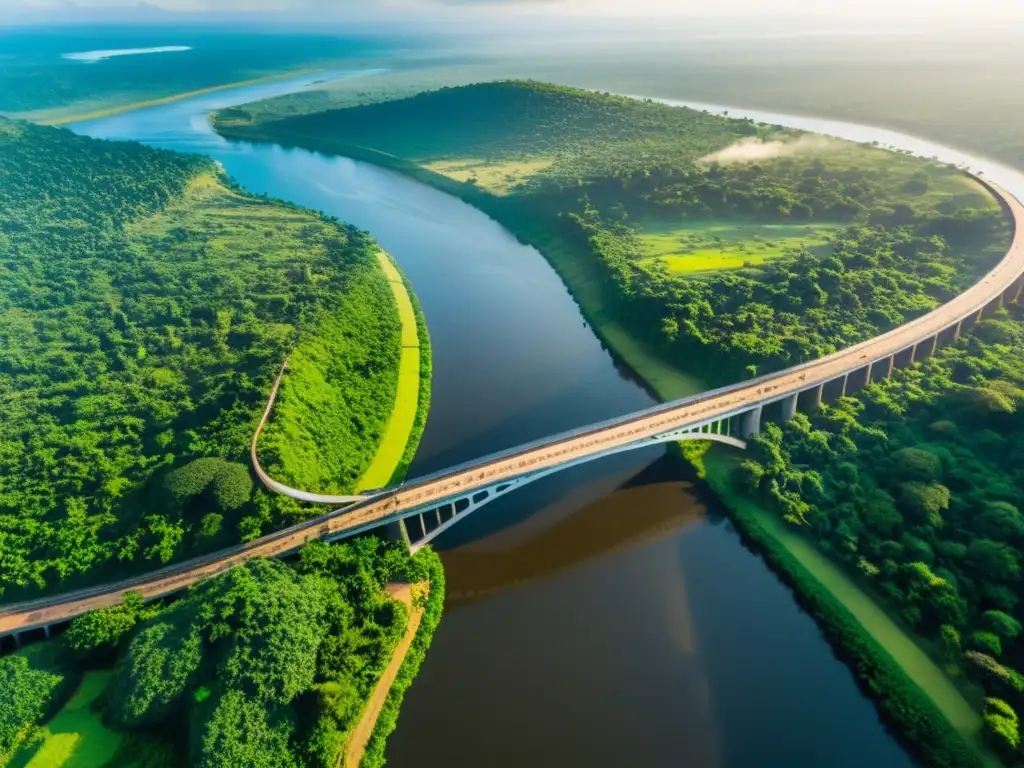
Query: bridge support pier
[[937, 323, 960, 349], [42, 624, 51, 640], [808, 383, 824, 410], [913, 334, 939, 363], [385, 519, 410, 548], [846, 365, 871, 395], [894, 346, 915, 371], [839, 373, 849, 398], [980, 295, 1003, 318], [740, 406, 762, 438], [781, 393, 798, 423]]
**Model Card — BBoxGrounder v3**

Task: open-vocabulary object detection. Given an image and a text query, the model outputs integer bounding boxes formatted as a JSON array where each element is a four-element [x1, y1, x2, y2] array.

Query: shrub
[[970, 631, 1003, 657], [65, 591, 150, 662], [892, 447, 943, 482], [0, 653, 64, 755], [982, 698, 1020, 758], [982, 610, 1022, 640], [165, 458, 253, 515]]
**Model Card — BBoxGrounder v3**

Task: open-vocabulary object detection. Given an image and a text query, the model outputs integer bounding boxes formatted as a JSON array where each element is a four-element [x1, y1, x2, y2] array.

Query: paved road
[[2, 177, 1021, 637]]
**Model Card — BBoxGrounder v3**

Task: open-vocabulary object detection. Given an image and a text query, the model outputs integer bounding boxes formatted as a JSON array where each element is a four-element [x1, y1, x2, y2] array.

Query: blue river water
[[71, 73, 937, 767]]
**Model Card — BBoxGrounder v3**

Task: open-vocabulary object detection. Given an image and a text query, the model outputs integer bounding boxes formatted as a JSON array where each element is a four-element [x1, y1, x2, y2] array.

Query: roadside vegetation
[[0, 117, 417, 602], [0, 540, 443, 768]]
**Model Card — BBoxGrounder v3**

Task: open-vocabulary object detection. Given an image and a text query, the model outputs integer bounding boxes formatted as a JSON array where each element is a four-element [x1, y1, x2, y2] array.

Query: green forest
[[217, 80, 1009, 390], [0, 117, 404, 601], [0, 539, 444, 768], [734, 306, 1024, 764]]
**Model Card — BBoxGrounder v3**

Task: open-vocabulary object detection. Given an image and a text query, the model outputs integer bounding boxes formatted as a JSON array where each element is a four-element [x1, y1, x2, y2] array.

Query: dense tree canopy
[[0, 117, 401, 601], [737, 307, 1024, 760], [0, 539, 442, 768]]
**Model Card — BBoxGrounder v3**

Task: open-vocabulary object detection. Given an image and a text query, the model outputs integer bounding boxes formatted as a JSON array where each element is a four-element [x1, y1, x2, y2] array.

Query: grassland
[[354, 252, 424, 492], [9, 672, 121, 768], [638, 219, 838, 275], [422, 158, 553, 195]]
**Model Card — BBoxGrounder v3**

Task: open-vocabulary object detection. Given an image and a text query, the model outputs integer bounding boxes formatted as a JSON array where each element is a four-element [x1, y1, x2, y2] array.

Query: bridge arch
[[397, 430, 746, 553]]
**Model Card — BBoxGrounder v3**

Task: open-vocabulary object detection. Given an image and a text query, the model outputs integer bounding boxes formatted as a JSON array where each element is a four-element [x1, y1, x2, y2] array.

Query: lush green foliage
[[0, 118, 400, 600], [708, 455, 984, 768], [219, 79, 757, 170], [218, 80, 1008, 387], [0, 655, 64, 756], [64, 591, 158, 665], [4, 539, 442, 768], [359, 548, 445, 768], [736, 307, 1024, 764], [0, 643, 81, 761]]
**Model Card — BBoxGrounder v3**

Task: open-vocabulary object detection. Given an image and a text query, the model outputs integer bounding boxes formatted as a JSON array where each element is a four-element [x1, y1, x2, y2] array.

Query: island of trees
[[216, 80, 1008, 391]]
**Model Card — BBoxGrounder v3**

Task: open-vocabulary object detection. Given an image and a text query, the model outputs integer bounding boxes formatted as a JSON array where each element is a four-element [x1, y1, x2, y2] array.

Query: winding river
[[71, 70, 1024, 767]]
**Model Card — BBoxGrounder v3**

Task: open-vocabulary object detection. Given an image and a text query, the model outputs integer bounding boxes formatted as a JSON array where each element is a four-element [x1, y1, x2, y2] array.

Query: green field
[[10, 672, 121, 768], [354, 252, 424, 492], [422, 157, 554, 195], [639, 219, 839, 275]]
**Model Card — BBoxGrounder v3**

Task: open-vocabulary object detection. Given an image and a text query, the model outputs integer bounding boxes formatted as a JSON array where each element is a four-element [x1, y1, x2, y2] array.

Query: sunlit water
[[69, 74, 1021, 767]]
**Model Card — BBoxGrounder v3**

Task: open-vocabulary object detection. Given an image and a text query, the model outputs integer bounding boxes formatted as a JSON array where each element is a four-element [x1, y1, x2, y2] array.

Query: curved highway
[[250, 357, 364, 505], [1, 176, 1021, 638]]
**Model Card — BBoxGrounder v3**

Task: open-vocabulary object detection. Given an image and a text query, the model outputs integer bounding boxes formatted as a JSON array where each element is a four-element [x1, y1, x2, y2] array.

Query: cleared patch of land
[[11, 671, 122, 768], [422, 157, 553, 195], [354, 252, 422, 492], [638, 219, 839, 275], [345, 582, 427, 768]]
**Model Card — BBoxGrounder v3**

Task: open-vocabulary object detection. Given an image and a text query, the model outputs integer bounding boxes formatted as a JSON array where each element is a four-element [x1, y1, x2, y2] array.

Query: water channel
[[70, 70, 1024, 767]]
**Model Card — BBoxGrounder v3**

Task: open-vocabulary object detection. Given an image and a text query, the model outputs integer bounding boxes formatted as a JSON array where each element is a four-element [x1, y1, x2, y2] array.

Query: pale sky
[[5, 0, 1024, 30]]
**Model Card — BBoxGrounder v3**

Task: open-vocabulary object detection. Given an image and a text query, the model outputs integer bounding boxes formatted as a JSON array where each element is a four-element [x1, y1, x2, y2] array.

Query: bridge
[[1, 176, 1022, 641]]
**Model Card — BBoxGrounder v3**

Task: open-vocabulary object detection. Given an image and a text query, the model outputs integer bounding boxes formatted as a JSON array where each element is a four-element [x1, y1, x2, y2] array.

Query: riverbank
[[345, 582, 427, 767], [358, 548, 444, 768], [212, 124, 707, 401], [703, 450, 999, 768]]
